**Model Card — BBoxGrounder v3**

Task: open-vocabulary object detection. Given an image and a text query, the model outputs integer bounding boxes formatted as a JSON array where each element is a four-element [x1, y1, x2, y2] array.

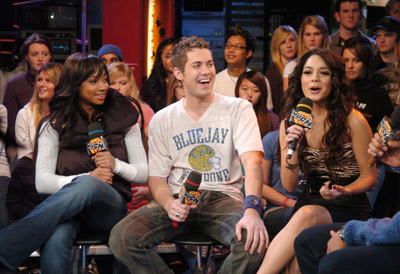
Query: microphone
[[287, 97, 313, 159], [368, 107, 400, 167], [172, 171, 202, 228], [86, 122, 108, 155]]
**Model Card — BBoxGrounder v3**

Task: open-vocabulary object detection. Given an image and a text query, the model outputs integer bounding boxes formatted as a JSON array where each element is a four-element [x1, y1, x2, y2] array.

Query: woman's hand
[[131, 186, 151, 204], [90, 166, 114, 184], [285, 124, 309, 149], [92, 151, 116, 171], [320, 181, 351, 200]]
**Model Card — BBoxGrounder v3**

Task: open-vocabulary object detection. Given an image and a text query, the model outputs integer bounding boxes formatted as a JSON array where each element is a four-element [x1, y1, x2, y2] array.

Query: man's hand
[[165, 198, 197, 223], [368, 132, 400, 167], [235, 209, 269, 254], [327, 230, 348, 254], [90, 166, 113, 184]]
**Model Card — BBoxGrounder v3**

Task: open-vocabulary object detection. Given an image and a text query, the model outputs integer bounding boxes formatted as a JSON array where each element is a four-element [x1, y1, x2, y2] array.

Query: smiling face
[[303, 25, 324, 51], [279, 32, 297, 61], [25, 43, 51, 73], [238, 79, 261, 106], [343, 48, 366, 81], [110, 75, 130, 97], [36, 71, 55, 102], [174, 48, 215, 101], [224, 35, 252, 66], [79, 72, 109, 116], [301, 54, 332, 105]]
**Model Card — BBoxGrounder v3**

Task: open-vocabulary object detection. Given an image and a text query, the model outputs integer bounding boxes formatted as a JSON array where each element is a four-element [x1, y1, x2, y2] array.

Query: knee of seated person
[[68, 175, 104, 192], [293, 206, 328, 227], [109, 219, 138, 256]]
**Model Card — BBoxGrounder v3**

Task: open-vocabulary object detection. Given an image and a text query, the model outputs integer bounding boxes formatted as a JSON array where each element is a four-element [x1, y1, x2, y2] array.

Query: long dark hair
[[49, 53, 110, 147], [235, 71, 272, 137], [281, 49, 355, 171], [141, 37, 178, 111]]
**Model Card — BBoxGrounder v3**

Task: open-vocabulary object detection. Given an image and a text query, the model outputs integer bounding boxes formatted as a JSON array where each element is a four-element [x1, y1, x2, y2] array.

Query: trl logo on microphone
[[86, 136, 107, 155]]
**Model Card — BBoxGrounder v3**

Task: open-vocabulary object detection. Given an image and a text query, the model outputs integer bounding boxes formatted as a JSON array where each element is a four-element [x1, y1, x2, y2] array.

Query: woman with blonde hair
[[166, 74, 185, 105], [265, 25, 297, 114], [108, 62, 154, 139], [283, 15, 331, 91], [108, 62, 154, 212], [15, 62, 62, 159]]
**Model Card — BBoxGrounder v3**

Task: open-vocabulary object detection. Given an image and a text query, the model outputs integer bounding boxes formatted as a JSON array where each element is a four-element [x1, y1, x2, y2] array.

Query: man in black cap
[[369, 16, 400, 74], [97, 44, 123, 67]]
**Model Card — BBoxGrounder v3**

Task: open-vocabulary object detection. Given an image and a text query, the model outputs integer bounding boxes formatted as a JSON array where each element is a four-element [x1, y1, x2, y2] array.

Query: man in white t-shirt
[[214, 24, 273, 109], [109, 36, 268, 273]]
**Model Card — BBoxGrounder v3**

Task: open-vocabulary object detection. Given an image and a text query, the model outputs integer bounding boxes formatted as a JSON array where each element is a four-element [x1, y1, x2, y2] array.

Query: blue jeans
[[109, 190, 265, 274], [295, 223, 400, 274], [0, 175, 127, 273]]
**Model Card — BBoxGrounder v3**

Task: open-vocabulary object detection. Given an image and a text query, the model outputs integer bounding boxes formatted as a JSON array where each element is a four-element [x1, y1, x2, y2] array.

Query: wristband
[[282, 196, 290, 208], [243, 195, 263, 216]]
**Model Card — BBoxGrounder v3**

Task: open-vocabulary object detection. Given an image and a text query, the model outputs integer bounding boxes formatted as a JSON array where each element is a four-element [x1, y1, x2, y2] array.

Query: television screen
[[48, 6, 77, 30]]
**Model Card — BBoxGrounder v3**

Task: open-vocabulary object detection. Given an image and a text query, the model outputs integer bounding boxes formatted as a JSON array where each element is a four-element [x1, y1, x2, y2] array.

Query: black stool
[[73, 231, 110, 274], [172, 233, 221, 272]]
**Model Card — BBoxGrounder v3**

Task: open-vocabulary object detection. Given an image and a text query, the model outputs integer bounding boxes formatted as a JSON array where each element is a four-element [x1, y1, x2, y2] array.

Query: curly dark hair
[[281, 49, 355, 171], [49, 53, 110, 147]]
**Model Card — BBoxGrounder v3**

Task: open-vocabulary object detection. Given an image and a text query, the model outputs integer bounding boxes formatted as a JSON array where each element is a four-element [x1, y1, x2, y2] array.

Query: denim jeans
[[0, 175, 127, 273], [0, 176, 10, 230], [109, 190, 265, 274], [295, 223, 400, 274]]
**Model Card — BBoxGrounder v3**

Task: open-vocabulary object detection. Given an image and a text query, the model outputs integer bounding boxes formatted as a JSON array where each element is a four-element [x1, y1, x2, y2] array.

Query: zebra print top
[[301, 142, 359, 190]]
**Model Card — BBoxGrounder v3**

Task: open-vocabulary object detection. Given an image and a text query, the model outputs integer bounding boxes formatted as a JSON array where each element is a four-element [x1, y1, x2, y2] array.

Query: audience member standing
[[108, 61, 154, 212], [6, 63, 62, 225], [235, 70, 280, 138], [283, 15, 331, 91], [0, 53, 148, 273], [140, 37, 178, 112], [97, 44, 123, 67], [3, 33, 52, 147], [166, 75, 185, 105], [386, 0, 400, 20], [330, 0, 376, 56], [214, 24, 274, 109], [342, 37, 393, 209], [265, 26, 297, 115], [15, 63, 62, 159], [369, 16, 400, 74]]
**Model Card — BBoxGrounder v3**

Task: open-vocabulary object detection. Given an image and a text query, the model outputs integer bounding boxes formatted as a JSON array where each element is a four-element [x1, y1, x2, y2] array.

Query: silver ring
[[176, 212, 180, 218], [285, 129, 289, 135]]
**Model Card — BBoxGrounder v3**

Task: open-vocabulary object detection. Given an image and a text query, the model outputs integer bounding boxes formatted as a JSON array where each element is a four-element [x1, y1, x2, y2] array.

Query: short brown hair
[[171, 36, 211, 72]]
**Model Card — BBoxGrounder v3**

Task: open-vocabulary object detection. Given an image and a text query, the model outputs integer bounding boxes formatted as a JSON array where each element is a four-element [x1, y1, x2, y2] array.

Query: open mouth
[[198, 79, 211, 85], [310, 87, 320, 93]]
